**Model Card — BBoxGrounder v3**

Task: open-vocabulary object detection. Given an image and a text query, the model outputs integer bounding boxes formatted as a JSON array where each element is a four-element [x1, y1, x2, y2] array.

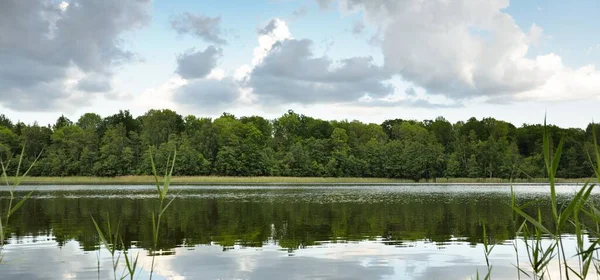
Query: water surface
[[0, 184, 595, 279]]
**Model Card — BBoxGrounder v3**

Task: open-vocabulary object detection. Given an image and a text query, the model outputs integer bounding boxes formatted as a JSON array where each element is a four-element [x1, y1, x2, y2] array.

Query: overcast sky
[[1, 0, 599, 128]]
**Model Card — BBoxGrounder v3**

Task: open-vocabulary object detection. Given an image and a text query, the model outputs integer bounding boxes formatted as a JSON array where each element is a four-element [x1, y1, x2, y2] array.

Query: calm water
[[0, 184, 597, 279]]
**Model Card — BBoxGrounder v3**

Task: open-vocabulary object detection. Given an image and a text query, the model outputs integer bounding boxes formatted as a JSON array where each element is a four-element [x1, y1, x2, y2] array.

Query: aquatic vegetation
[[148, 148, 178, 280], [480, 120, 600, 279], [0, 146, 42, 263], [90, 148, 177, 279]]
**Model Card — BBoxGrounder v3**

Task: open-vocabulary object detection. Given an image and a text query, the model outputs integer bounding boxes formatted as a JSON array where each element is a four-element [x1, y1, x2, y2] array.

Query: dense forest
[[0, 109, 597, 180]]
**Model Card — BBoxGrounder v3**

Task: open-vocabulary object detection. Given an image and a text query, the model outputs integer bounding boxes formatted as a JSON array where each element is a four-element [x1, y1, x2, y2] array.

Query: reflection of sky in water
[[0, 235, 589, 279], [1, 184, 597, 279]]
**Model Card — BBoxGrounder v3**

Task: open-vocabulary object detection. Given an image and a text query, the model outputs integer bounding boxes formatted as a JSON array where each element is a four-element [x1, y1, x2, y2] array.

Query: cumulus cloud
[[76, 73, 112, 93], [171, 13, 226, 45], [174, 78, 240, 112], [329, 0, 600, 102], [253, 19, 293, 66], [247, 38, 393, 105], [0, 0, 150, 110], [176, 46, 222, 79]]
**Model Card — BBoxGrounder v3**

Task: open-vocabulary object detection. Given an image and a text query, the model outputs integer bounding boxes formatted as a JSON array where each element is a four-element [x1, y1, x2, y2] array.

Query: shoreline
[[2, 176, 594, 185]]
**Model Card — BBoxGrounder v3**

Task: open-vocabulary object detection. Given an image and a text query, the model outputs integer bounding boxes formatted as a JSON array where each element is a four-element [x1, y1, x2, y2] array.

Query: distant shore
[[1, 176, 594, 185]]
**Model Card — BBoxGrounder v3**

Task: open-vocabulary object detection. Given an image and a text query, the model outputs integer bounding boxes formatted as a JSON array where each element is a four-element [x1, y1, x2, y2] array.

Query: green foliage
[[0, 111, 597, 181], [94, 125, 135, 176]]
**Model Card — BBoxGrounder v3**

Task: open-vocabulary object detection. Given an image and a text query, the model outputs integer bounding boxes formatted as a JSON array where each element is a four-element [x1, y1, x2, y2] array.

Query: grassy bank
[[1, 176, 594, 185]]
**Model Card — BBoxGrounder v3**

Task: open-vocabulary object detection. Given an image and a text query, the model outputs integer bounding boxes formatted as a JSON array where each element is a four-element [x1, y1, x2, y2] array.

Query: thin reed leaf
[[121, 237, 139, 280], [14, 145, 24, 180], [8, 189, 34, 217], [91, 216, 110, 251], [149, 147, 163, 200], [13, 148, 44, 187], [0, 159, 9, 187], [510, 205, 555, 237], [162, 149, 177, 200], [557, 184, 590, 230]]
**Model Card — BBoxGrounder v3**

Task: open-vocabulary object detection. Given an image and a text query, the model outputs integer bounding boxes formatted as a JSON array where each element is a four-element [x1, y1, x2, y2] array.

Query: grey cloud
[[351, 21, 365, 34], [76, 73, 112, 93], [171, 13, 226, 45], [405, 87, 416, 96], [174, 78, 240, 111], [248, 39, 393, 105], [176, 46, 222, 79], [0, 0, 150, 110], [258, 19, 281, 35], [1, 82, 65, 111]]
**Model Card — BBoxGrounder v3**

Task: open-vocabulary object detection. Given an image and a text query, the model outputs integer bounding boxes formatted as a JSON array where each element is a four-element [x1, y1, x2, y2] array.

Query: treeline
[[0, 109, 597, 180]]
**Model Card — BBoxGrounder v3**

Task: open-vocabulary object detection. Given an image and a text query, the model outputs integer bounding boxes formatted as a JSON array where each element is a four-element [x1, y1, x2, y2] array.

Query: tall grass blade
[[13, 148, 44, 187], [149, 148, 162, 200], [510, 205, 555, 237], [13, 145, 24, 181], [91, 216, 110, 251], [162, 150, 177, 200], [8, 190, 34, 217]]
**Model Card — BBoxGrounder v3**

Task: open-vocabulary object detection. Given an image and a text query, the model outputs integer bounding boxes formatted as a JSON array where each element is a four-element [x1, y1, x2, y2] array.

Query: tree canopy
[[0, 111, 594, 181]]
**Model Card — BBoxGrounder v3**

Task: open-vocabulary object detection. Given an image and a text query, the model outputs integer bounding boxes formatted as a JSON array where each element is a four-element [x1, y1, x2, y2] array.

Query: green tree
[[94, 124, 134, 176], [140, 109, 184, 147]]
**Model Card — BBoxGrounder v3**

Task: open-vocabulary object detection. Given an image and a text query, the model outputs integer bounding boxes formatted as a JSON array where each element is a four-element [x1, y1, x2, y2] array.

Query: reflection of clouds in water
[[1, 239, 115, 279], [0, 236, 588, 279], [159, 245, 394, 280]]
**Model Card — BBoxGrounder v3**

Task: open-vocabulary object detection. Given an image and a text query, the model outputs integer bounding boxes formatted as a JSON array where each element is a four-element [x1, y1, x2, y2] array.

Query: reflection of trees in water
[[0, 193, 568, 252]]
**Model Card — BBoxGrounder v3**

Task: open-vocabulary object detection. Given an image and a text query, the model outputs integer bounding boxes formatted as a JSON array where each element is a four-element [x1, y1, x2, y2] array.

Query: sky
[[1, 0, 599, 128]]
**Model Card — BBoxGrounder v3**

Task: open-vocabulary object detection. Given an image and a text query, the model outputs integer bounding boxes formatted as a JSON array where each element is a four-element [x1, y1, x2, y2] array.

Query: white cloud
[[253, 19, 292, 66], [59, 1, 69, 11], [134, 76, 185, 112], [207, 68, 226, 80], [332, 0, 600, 102], [516, 56, 600, 101]]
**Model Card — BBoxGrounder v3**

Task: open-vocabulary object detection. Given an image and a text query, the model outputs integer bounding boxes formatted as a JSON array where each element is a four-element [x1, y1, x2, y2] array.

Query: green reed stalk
[[121, 237, 139, 280], [506, 118, 600, 279], [91, 214, 122, 280], [510, 186, 523, 280], [482, 223, 494, 280], [0, 146, 42, 263], [148, 148, 177, 280]]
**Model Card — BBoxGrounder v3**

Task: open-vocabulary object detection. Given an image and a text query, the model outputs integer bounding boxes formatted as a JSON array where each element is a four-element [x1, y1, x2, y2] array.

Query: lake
[[0, 184, 597, 279]]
